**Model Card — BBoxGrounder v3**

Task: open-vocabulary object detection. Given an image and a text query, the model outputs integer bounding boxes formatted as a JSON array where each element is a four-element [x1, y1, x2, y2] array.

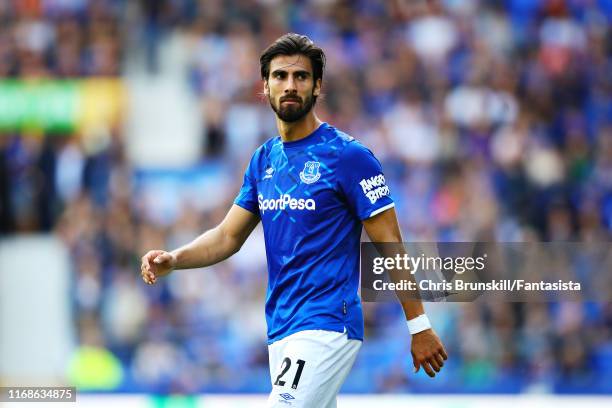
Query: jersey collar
[[281, 122, 328, 149]]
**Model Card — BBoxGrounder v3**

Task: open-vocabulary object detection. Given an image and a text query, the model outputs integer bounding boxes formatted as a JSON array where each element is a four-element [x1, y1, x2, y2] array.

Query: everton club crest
[[299, 161, 321, 184]]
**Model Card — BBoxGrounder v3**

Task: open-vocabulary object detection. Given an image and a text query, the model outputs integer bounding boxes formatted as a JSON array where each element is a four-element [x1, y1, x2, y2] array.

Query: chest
[[255, 148, 342, 224]]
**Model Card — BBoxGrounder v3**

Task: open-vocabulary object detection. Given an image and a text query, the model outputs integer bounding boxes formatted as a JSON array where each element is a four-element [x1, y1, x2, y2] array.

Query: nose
[[284, 76, 297, 94]]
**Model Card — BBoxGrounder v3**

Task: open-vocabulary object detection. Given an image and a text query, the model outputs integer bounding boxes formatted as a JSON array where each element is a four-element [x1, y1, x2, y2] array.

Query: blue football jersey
[[234, 122, 394, 344]]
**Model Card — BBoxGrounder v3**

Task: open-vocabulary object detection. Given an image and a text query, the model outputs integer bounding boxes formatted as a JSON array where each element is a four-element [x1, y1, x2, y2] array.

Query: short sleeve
[[337, 141, 394, 220], [234, 153, 260, 216]]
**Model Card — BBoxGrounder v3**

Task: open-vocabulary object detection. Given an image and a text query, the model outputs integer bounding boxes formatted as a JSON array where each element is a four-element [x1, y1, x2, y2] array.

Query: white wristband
[[407, 314, 431, 335]]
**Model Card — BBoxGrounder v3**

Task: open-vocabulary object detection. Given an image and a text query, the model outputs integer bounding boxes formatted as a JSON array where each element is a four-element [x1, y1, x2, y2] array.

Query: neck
[[277, 112, 322, 143]]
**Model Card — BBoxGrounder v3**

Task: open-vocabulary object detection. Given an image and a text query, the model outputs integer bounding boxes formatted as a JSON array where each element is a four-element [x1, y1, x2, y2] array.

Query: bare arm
[[141, 204, 259, 284], [362, 207, 424, 320], [172, 204, 259, 269], [363, 207, 448, 378]]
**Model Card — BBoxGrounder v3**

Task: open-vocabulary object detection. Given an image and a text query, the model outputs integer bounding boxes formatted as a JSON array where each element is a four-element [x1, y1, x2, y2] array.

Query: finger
[[145, 251, 164, 272], [412, 354, 420, 373], [140, 265, 148, 280], [142, 253, 153, 272], [435, 353, 445, 368], [141, 264, 155, 285], [420, 359, 435, 377], [439, 347, 448, 360], [141, 263, 153, 280], [154, 252, 170, 264], [147, 269, 157, 282], [141, 269, 153, 284], [428, 356, 441, 372]]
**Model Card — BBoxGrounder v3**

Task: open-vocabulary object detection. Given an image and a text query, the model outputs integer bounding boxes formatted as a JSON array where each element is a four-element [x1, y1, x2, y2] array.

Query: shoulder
[[337, 137, 376, 165], [324, 124, 373, 155], [325, 124, 355, 147], [331, 134, 384, 183], [250, 136, 282, 163], [320, 125, 380, 172], [322, 124, 372, 160]]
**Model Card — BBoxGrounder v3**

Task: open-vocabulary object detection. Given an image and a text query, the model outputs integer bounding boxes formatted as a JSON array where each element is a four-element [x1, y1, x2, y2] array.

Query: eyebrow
[[271, 69, 312, 77]]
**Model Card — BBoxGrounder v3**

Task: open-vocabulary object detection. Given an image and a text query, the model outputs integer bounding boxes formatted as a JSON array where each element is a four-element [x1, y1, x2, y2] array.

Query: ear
[[263, 80, 269, 96], [313, 78, 321, 96]]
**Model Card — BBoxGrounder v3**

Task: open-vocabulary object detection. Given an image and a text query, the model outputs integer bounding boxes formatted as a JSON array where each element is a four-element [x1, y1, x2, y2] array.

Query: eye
[[297, 73, 307, 80]]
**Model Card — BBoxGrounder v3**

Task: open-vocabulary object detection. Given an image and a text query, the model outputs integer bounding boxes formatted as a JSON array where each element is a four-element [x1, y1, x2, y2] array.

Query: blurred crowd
[[0, 0, 122, 77], [1, 0, 612, 394]]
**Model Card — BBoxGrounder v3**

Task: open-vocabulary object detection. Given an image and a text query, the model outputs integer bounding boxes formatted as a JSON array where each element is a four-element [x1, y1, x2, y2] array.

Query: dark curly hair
[[259, 33, 326, 83]]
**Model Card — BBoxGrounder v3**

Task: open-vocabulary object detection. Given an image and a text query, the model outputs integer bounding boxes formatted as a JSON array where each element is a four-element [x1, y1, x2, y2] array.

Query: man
[[141, 33, 447, 407]]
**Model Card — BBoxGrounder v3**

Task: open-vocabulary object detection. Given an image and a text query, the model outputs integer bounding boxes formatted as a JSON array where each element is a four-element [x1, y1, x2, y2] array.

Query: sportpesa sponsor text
[[258, 194, 316, 214], [257, 174, 390, 214]]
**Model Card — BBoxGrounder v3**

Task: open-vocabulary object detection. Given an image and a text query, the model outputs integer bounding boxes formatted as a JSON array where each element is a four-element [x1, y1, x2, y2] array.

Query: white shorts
[[266, 329, 362, 408]]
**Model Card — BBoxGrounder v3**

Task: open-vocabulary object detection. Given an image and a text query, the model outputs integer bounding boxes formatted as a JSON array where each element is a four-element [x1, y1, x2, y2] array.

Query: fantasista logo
[[258, 194, 316, 214]]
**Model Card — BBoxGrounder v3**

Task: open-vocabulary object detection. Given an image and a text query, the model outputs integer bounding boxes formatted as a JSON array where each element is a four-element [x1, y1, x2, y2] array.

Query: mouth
[[281, 99, 301, 105]]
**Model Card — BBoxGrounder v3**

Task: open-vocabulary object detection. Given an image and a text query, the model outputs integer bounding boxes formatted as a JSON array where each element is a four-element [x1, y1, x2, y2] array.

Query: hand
[[140, 250, 177, 285], [411, 329, 448, 378]]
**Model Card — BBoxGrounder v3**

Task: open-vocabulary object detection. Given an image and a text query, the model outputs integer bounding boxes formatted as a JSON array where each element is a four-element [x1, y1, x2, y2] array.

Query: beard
[[269, 92, 316, 123]]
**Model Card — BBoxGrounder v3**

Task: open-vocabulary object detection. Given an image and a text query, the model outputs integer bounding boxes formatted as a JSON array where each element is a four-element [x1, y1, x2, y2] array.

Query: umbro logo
[[263, 167, 275, 180], [279, 393, 295, 400]]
